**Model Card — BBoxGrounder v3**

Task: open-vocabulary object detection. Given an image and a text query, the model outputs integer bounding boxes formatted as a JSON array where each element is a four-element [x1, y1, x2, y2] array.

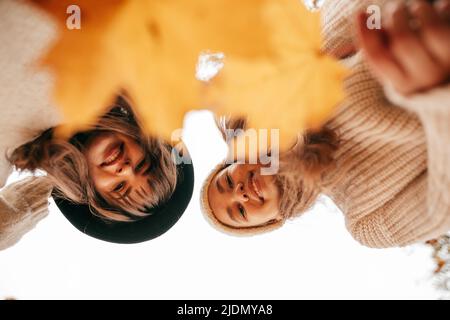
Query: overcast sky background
[[0, 111, 440, 300]]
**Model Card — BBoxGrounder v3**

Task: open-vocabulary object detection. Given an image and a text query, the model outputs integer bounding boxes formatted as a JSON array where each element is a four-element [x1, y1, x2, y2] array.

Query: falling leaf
[[207, 0, 348, 150], [30, 0, 347, 148], [29, 0, 275, 139]]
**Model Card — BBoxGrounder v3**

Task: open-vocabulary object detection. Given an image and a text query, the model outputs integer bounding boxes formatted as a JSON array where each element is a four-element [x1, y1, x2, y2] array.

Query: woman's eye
[[143, 161, 154, 175], [113, 182, 125, 192], [238, 204, 246, 218], [135, 159, 146, 172]]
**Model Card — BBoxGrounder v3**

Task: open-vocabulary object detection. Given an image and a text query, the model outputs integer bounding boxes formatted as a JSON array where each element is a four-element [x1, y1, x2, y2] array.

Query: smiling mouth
[[249, 171, 264, 204], [101, 142, 124, 167]]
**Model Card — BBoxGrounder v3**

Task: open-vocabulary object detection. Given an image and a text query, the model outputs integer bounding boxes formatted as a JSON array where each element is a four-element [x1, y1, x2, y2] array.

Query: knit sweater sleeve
[[321, 0, 390, 57], [0, 176, 53, 251], [348, 84, 450, 248], [386, 84, 450, 228]]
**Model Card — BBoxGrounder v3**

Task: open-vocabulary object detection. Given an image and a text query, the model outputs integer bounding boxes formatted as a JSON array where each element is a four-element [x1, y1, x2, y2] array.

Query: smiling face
[[207, 163, 282, 228], [83, 131, 154, 213]]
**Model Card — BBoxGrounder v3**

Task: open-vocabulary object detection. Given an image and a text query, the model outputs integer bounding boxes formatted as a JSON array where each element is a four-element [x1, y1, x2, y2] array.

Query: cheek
[[89, 167, 109, 192], [83, 145, 96, 165], [264, 185, 281, 216], [126, 140, 144, 161], [263, 175, 280, 199], [83, 149, 101, 177], [246, 203, 275, 222]]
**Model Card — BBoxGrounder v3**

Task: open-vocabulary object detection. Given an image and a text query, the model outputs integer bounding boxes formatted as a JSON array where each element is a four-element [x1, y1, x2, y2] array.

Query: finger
[[356, 12, 409, 91], [127, 193, 146, 212], [410, 0, 441, 24], [410, 0, 450, 69], [134, 189, 151, 210], [384, 1, 445, 86], [135, 188, 146, 200], [117, 196, 132, 210], [140, 186, 149, 197], [434, 0, 450, 22]]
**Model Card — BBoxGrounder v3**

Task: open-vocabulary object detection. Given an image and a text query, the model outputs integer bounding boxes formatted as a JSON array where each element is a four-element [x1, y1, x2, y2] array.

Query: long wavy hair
[[216, 116, 340, 220], [9, 96, 178, 222]]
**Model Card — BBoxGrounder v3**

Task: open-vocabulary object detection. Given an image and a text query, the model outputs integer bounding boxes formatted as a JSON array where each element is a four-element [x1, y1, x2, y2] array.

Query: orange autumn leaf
[[29, 0, 275, 139], [207, 0, 348, 150], [30, 0, 346, 149]]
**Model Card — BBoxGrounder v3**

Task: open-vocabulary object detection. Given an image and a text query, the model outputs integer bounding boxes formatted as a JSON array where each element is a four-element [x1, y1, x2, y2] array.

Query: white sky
[[0, 111, 439, 300]]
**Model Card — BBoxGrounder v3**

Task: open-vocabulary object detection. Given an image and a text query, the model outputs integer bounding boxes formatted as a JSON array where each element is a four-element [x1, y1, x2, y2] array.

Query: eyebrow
[[226, 207, 237, 222], [226, 170, 234, 187], [135, 157, 147, 174], [216, 177, 225, 194]]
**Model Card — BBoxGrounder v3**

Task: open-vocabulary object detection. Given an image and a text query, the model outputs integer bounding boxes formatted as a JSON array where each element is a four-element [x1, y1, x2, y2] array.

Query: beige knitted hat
[[200, 162, 284, 236]]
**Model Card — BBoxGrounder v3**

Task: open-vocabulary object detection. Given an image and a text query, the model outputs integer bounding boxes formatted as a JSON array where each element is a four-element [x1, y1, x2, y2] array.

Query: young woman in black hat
[[0, 0, 193, 249]]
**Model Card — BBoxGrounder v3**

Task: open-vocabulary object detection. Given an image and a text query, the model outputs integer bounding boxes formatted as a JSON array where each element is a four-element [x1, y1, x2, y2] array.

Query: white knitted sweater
[[321, 0, 450, 247], [0, 0, 61, 250], [1, 0, 449, 250]]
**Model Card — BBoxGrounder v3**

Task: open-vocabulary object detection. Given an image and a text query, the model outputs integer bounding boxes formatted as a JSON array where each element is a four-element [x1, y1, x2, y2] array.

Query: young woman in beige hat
[[201, 0, 450, 248]]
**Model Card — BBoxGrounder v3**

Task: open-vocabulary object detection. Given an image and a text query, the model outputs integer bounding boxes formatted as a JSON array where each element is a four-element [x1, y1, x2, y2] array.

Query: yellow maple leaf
[[30, 0, 275, 139], [207, 0, 348, 150], [30, 0, 346, 149]]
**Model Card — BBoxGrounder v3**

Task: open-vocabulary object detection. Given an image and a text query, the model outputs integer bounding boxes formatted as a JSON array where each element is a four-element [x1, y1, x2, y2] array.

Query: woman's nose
[[233, 183, 249, 202], [115, 159, 132, 176]]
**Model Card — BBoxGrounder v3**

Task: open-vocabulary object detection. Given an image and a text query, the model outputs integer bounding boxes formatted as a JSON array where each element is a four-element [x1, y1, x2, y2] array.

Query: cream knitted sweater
[[320, 0, 450, 248], [0, 0, 61, 250], [1, 0, 449, 251]]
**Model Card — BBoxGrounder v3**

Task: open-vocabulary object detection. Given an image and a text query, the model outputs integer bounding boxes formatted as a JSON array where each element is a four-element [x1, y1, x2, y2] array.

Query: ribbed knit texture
[[321, 0, 389, 57], [0, 0, 60, 250], [0, 0, 61, 186], [199, 0, 450, 247], [320, 0, 450, 248], [0, 177, 53, 250]]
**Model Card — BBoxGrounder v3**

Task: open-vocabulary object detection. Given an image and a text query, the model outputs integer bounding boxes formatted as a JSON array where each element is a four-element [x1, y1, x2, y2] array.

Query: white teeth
[[104, 148, 120, 165], [251, 176, 263, 199]]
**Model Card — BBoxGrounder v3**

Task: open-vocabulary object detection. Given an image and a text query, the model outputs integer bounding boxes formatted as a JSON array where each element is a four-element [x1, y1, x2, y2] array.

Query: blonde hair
[[9, 96, 178, 222], [200, 116, 340, 235]]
